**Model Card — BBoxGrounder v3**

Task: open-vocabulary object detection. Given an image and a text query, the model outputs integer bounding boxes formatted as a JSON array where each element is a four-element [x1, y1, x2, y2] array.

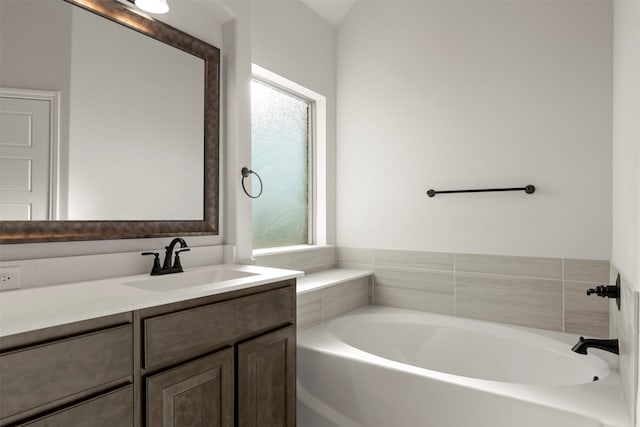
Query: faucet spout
[[571, 337, 619, 355], [163, 238, 188, 269]]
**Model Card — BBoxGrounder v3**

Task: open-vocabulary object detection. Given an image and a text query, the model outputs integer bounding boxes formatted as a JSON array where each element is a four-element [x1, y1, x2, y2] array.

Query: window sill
[[253, 244, 333, 257]]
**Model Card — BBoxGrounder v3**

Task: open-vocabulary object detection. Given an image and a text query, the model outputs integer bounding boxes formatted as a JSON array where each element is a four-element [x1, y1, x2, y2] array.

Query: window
[[250, 65, 327, 251], [251, 78, 312, 249]]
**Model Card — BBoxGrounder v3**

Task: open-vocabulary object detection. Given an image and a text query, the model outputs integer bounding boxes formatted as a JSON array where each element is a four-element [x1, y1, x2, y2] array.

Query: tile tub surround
[[610, 265, 639, 426], [254, 246, 337, 274], [337, 248, 611, 337], [297, 273, 372, 330], [253, 247, 373, 329]]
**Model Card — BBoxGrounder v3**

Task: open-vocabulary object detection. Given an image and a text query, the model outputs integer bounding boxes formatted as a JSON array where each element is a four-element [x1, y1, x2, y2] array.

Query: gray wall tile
[[564, 259, 610, 283], [611, 266, 639, 425], [375, 286, 454, 315], [374, 268, 454, 314], [374, 268, 453, 291], [456, 253, 562, 280], [373, 249, 453, 271], [336, 247, 374, 265], [456, 272, 563, 331], [254, 253, 290, 269], [290, 247, 336, 273], [254, 247, 337, 273], [297, 291, 323, 330], [337, 262, 373, 270], [323, 278, 369, 319], [609, 299, 618, 340], [564, 281, 610, 337]]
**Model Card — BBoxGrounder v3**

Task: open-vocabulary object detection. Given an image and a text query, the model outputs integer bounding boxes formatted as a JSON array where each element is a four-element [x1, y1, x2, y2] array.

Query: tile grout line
[[371, 274, 375, 305], [453, 253, 457, 317], [371, 252, 376, 306], [561, 258, 565, 333]]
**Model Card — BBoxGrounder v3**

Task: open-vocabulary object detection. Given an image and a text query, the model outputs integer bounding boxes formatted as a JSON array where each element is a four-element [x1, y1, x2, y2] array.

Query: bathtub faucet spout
[[571, 337, 619, 355]]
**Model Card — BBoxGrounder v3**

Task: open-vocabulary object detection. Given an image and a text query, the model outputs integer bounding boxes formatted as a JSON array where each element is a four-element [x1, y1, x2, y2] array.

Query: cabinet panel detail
[[0, 325, 132, 420], [144, 287, 294, 369], [146, 348, 234, 427], [19, 385, 133, 427], [238, 326, 295, 427]]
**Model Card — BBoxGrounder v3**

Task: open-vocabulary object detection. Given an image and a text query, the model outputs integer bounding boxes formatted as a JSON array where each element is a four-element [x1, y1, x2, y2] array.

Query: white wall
[[336, 0, 613, 260], [221, 0, 253, 262], [612, 1, 640, 424], [612, 0, 640, 293]]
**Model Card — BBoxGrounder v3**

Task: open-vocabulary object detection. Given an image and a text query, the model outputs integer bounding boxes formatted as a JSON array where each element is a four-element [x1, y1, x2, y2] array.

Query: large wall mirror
[[0, 0, 219, 243]]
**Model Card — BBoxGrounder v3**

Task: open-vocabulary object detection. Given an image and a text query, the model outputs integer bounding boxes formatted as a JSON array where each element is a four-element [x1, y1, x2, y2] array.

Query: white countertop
[[0, 264, 303, 337]]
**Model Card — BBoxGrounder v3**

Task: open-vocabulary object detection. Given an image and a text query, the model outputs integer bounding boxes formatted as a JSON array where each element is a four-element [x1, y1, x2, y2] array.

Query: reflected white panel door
[[0, 96, 51, 220]]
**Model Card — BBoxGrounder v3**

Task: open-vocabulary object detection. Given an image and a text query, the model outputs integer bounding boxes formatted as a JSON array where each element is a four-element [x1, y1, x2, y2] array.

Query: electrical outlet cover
[[0, 266, 22, 291]]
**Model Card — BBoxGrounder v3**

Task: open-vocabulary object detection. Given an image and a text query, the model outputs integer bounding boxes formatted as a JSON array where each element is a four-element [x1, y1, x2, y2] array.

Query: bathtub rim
[[326, 307, 611, 385]]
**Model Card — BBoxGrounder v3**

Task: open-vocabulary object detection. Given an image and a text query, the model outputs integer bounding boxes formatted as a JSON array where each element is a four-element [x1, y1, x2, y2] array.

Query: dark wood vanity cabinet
[[0, 313, 134, 427], [138, 279, 297, 427], [143, 326, 295, 427], [0, 279, 296, 427]]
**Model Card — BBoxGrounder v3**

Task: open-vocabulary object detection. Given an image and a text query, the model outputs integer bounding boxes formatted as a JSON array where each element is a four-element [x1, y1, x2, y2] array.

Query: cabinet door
[[238, 326, 295, 427], [146, 348, 233, 427]]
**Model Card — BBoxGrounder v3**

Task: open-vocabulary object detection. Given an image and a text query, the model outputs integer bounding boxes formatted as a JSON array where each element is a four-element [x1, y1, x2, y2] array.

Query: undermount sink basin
[[124, 268, 259, 292]]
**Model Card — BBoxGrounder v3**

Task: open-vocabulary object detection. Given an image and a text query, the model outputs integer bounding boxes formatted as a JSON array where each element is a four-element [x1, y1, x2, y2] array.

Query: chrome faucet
[[141, 238, 190, 275], [571, 337, 619, 355]]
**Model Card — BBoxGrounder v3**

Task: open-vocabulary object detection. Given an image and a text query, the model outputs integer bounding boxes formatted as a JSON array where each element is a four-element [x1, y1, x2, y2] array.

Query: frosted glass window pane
[[251, 80, 309, 249]]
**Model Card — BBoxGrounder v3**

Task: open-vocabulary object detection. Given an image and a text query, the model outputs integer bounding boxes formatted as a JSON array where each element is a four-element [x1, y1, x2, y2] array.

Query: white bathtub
[[297, 306, 630, 427]]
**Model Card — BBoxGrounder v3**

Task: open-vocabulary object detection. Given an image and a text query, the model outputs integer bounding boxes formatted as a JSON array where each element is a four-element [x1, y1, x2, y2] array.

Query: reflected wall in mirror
[[0, 0, 220, 242]]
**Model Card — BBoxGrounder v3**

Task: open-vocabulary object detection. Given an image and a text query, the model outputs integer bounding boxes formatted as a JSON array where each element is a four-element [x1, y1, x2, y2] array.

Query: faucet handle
[[141, 252, 161, 275], [173, 248, 190, 271]]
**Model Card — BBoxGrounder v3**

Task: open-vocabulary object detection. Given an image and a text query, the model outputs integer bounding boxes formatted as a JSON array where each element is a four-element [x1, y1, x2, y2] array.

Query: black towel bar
[[426, 185, 535, 197]]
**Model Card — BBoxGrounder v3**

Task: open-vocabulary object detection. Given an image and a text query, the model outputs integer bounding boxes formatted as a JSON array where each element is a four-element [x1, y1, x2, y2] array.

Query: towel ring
[[241, 167, 263, 199]]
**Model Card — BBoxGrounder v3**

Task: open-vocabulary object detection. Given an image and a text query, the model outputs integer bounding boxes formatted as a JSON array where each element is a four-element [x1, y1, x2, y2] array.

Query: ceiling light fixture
[[133, 0, 169, 14]]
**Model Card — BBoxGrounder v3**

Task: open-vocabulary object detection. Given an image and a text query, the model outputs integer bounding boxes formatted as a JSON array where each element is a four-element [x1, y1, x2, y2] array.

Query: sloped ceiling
[[299, 0, 357, 26]]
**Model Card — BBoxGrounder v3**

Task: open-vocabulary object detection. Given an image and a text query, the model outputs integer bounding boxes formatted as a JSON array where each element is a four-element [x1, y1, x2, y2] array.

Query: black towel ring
[[241, 167, 263, 199]]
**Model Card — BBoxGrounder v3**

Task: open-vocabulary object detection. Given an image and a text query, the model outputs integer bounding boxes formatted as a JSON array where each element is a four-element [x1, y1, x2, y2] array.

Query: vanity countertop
[[0, 264, 303, 337]]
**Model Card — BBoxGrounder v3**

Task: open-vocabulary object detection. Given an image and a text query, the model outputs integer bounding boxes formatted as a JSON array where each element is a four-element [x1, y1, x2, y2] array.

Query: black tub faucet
[[572, 337, 619, 355], [141, 238, 190, 275]]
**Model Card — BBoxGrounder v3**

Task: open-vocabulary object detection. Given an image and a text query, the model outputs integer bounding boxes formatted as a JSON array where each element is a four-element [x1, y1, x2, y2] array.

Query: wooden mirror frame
[[0, 0, 220, 244]]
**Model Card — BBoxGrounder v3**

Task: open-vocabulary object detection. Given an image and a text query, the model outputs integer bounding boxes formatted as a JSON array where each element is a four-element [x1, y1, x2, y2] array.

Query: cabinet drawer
[[19, 386, 133, 427], [0, 325, 132, 420], [144, 286, 294, 369]]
